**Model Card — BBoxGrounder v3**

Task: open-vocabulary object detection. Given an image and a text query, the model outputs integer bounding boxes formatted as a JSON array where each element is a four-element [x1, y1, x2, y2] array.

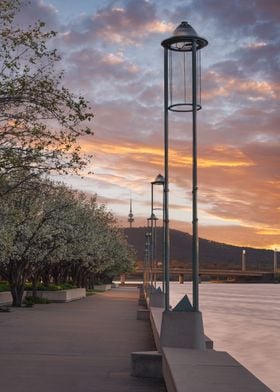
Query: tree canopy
[[0, 2, 135, 307], [0, 0, 94, 193], [0, 177, 136, 306]]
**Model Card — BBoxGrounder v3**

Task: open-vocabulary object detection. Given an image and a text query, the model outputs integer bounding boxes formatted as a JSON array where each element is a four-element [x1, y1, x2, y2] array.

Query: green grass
[[24, 296, 50, 305], [86, 289, 97, 296]]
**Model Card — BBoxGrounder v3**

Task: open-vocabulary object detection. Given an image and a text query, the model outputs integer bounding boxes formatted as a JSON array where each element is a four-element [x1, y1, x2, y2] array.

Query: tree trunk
[[10, 283, 25, 307], [71, 267, 79, 286], [53, 268, 59, 284], [31, 276, 39, 298], [41, 271, 50, 286]]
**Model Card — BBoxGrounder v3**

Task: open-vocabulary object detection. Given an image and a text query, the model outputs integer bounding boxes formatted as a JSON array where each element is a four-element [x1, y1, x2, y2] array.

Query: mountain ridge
[[124, 227, 275, 270]]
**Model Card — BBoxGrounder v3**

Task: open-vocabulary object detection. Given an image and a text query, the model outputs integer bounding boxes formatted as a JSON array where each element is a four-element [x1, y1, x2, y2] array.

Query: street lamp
[[144, 231, 152, 294], [152, 174, 165, 186], [242, 249, 246, 272], [151, 174, 165, 289], [147, 212, 158, 288], [274, 249, 278, 273], [161, 21, 208, 312]]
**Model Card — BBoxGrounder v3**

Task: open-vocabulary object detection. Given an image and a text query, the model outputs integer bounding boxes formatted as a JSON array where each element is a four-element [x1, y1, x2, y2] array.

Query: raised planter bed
[[0, 291, 12, 305], [0, 288, 86, 305], [93, 284, 112, 292], [25, 288, 86, 303]]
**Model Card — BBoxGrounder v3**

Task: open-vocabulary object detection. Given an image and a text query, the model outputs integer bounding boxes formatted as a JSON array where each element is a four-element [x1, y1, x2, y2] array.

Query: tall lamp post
[[144, 231, 152, 294], [242, 249, 246, 272], [161, 22, 208, 312], [274, 249, 278, 273], [151, 174, 165, 288], [147, 212, 158, 288]]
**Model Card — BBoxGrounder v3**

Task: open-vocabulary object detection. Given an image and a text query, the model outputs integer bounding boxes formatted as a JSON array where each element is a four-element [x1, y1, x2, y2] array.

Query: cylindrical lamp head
[[161, 21, 208, 112], [161, 21, 208, 51], [152, 174, 165, 185], [148, 213, 158, 221]]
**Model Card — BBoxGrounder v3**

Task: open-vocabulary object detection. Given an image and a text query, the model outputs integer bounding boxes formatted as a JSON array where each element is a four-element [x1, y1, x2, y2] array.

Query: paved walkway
[[0, 288, 166, 392]]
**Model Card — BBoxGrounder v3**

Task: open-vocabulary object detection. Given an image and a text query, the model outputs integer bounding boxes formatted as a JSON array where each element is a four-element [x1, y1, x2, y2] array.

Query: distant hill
[[124, 227, 275, 271]]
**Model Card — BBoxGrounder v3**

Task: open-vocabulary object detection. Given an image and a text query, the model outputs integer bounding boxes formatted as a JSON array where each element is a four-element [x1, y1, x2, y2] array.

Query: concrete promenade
[[0, 287, 166, 392]]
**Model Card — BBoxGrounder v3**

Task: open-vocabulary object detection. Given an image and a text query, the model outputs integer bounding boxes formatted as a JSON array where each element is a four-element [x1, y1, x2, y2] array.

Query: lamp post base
[[149, 291, 165, 308], [160, 310, 206, 350]]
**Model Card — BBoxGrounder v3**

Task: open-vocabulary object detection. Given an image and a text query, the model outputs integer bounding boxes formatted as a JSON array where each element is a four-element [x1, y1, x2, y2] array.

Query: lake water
[[169, 282, 280, 392]]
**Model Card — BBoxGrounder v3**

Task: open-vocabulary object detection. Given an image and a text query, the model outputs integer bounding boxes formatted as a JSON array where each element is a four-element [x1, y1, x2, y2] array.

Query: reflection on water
[[169, 282, 280, 392]]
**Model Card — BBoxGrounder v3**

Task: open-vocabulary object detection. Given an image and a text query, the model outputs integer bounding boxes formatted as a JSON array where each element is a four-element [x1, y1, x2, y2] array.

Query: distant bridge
[[121, 267, 276, 283]]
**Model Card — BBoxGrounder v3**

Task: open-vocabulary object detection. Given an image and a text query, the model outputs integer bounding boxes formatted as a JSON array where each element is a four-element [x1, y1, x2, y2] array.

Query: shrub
[[24, 283, 33, 291], [38, 284, 62, 291], [60, 283, 76, 290], [0, 281, 10, 292], [24, 283, 77, 291]]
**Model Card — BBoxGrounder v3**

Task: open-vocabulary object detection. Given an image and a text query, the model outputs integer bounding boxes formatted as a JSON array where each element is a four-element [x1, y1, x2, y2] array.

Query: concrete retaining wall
[[0, 291, 27, 306], [1, 288, 86, 306], [162, 347, 271, 392], [142, 290, 270, 391], [0, 291, 13, 305], [93, 284, 112, 291], [25, 288, 86, 302]]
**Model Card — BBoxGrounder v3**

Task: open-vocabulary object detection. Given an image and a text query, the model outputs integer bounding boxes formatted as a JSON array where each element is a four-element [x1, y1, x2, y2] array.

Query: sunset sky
[[18, 0, 279, 250]]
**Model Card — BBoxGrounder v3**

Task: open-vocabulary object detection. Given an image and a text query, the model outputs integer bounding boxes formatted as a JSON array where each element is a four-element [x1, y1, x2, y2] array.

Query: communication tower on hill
[[128, 198, 134, 228]]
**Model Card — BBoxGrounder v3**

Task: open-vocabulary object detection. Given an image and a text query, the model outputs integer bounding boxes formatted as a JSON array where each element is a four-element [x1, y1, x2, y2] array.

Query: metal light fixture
[[274, 249, 278, 274], [242, 249, 246, 272], [161, 21, 208, 312], [147, 212, 158, 287], [151, 174, 165, 289], [153, 174, 165, 185], [144, 231, 152, 295]]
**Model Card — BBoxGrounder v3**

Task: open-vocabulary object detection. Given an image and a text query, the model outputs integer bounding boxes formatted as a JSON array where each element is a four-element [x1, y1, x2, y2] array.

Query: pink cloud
[[60, 0, 173, 46]]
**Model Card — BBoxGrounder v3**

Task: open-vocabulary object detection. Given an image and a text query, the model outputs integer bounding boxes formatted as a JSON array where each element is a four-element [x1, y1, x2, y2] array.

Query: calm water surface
[[169, 282, 280, 392]]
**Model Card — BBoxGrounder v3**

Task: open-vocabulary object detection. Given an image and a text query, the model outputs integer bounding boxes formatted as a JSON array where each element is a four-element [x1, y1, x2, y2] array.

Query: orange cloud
[[257, 228, 280, 236], [146, 21, 174, 34], [199, 224, 280, 250], [81, 140, 254, 170], [66, 119, 279, 250]]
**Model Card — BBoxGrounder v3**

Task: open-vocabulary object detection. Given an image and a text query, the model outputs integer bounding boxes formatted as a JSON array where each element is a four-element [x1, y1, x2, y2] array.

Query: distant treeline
[[124, 227, 275, 271]]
